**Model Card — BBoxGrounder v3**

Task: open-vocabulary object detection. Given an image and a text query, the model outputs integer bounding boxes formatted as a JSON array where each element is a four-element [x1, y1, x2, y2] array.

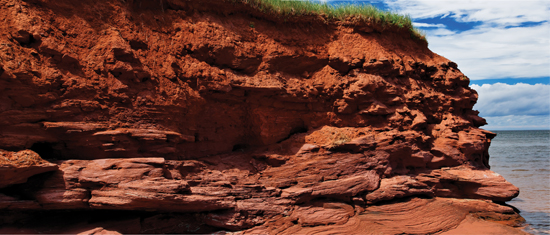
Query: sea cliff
[[0, 0, 526, 233]]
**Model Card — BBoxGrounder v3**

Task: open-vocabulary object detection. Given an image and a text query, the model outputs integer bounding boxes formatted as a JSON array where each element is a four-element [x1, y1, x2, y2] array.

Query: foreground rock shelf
[[0, 0, 526, 233], [0, 150, 525, 234]]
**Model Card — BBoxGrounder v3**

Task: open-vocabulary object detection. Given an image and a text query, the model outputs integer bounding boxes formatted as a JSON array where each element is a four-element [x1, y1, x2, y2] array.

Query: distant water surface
[[489, 130, 550, 234]]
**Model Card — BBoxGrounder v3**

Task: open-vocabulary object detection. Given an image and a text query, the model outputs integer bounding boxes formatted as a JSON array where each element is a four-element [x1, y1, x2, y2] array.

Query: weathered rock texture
[[0, 0, 525, 234]]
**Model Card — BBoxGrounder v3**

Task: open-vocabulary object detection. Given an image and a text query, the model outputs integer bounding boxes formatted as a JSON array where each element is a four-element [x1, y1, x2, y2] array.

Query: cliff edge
[[0, 0, 526, 234]]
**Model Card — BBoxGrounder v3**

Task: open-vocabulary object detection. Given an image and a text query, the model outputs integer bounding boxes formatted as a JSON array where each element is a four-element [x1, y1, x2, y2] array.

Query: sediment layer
[[0, 0, 525, 233]]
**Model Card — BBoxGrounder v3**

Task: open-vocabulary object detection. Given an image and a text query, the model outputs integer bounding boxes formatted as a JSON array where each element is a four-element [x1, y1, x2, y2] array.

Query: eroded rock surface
[[0, 0, 525, 234], [0, 149, 57, 189]]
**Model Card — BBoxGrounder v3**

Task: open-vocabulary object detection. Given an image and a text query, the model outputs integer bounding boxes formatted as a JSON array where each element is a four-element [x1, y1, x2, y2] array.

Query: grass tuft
[[235, 0, 427, 42]]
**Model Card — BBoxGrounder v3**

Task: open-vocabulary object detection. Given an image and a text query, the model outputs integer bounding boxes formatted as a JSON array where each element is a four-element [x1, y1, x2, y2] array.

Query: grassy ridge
[[238, 0, 426, 41]]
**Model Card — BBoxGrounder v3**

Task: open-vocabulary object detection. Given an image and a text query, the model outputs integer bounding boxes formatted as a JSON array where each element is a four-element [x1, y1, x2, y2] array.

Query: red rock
[[0, 149, 57, 188], [311, 171, 380, 198], [77, 227, 122, 235], [0, 0, 524, 234], [366, 166, 519, 204], [240, 197, 525, 235], [289, 202, 355, 227], [365, 175, 432, 204], [418, 167, 520, 201], [0, 193, 41, 210]]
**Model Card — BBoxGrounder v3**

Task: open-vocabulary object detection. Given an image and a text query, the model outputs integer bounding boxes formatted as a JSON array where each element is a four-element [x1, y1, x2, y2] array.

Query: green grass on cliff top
[[238, 0, 427, 42]]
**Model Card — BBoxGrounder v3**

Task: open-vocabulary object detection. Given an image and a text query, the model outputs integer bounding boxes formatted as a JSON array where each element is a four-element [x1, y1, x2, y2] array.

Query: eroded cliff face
[[0, 0, 525, 234]]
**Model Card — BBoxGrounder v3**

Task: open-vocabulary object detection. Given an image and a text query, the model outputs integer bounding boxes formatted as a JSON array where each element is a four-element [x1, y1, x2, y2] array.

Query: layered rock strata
[[0, 0, 525, 233]]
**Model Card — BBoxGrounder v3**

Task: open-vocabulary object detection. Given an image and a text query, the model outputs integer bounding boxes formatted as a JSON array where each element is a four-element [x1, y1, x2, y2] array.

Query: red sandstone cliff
[[0, 0, 526, 234]]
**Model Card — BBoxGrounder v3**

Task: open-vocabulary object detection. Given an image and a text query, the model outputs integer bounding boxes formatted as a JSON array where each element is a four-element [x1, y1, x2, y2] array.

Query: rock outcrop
[[0, 149, 57, 189], [0, 0, 525, 234]]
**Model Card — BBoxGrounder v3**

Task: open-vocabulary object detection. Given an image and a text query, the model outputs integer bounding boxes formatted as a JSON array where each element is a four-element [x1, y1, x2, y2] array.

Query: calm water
[[489, 130, 550, 234]]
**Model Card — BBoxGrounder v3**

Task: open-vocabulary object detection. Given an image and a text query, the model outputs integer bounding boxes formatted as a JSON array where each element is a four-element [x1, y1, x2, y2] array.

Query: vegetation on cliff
[[237, 0, 426, 41]]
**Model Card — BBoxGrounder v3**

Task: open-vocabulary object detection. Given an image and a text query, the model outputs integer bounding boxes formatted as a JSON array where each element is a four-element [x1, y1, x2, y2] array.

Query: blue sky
[[321, 0, 550, 130]]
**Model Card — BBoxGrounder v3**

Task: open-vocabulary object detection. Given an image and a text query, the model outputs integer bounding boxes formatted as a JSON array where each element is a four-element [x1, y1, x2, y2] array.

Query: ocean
[[489, 130, 550, 234]]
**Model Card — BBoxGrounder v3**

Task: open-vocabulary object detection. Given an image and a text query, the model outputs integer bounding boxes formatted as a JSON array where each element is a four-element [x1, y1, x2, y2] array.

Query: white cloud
[[385, 0, 550, 80], [483, 115, 550, 130], [412, 22, 445, 28], [471, 83, 550, 129], [471, 83, 550, 116], [427, 22, 550, 80], [386, 0, 550, 25]]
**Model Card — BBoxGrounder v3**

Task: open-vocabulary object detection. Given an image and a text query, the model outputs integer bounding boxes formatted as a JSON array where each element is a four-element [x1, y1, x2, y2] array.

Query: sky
[[321, 0, 550, 130]]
